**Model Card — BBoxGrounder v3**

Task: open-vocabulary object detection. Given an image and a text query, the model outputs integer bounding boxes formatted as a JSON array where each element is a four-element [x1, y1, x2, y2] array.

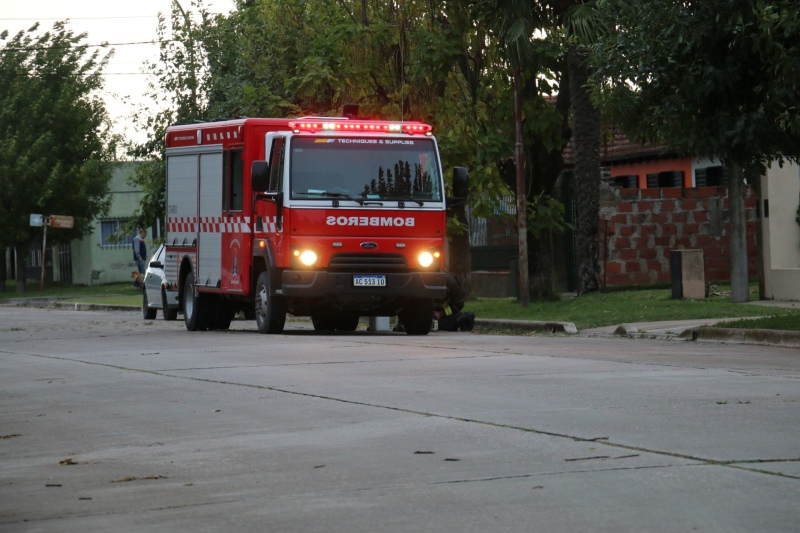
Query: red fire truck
[[163, 116, 467, 335]]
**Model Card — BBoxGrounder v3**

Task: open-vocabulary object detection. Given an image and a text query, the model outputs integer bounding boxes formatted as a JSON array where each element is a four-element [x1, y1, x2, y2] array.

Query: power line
[[2, 40, 178, 53], [1, 16, 158, 21]]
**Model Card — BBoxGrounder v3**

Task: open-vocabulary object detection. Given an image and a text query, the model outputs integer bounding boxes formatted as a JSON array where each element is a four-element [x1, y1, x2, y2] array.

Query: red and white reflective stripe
[[167, 216, 281, 233], [168, 217, 196, 233], [167, 216, 253, 233]]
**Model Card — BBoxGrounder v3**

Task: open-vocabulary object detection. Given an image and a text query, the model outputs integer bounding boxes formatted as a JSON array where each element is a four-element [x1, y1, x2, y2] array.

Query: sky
[[1, 0, 236, 147]]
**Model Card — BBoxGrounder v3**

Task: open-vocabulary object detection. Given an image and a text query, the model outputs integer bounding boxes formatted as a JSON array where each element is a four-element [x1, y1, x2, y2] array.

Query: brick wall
[[599, 185, 758, 287]]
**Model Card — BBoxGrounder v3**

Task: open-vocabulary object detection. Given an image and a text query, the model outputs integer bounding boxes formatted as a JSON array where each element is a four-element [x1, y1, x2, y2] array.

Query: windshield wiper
[[382, 194, 425, 207], [296, 191, 383, 206]]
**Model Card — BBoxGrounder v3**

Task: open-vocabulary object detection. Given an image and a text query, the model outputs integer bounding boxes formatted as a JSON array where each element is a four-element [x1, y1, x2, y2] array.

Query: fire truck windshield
[[289, 136, 442, 203]]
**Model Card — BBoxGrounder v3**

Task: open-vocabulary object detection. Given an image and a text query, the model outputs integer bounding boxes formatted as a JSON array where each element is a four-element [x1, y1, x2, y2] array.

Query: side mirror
[[251, 161, 269, 192], [452, 167, 469, 199], [447, 167, 469, 209]]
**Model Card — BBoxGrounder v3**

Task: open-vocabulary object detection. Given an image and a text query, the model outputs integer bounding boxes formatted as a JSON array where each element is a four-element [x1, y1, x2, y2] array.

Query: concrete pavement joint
[[432, 463, 696, 485], [9, 349, 800, 482]]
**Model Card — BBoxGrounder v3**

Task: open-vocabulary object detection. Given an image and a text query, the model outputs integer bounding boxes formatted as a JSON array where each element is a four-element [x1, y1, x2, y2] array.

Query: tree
[[590, 0, 800, 302], [479, 0, 572, 301], [0, 22, 115, 293], [129, 0, 572, 299], [548, 0, 605, 296]]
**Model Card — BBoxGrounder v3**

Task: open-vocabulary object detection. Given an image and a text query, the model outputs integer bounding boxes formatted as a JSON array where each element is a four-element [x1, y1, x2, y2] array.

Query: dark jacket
[[133, 235, 146, 261]]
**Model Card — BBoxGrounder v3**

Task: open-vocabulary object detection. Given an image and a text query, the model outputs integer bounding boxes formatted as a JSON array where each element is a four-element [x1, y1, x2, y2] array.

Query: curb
[[475, 318, 578, 334], [51, 302, 140, 312], [680, 327, 800, 349]]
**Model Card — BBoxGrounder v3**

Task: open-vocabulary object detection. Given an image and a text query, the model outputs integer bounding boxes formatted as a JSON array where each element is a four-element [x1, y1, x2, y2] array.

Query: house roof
[[562, 125, 676, 166]]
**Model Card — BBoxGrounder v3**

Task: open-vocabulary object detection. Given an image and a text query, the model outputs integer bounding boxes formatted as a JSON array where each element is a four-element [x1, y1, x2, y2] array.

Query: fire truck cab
[[164, 116, 467, 335]]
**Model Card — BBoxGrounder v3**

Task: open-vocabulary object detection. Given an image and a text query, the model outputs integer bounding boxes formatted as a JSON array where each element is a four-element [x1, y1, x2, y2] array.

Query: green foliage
[[526, 193, 571, 238], [590, 0, 800, 173], [716, 315, 800, 332], [469, 286, 800, 330], [127, 0, 574, 283], [0, 22, 115, 252]]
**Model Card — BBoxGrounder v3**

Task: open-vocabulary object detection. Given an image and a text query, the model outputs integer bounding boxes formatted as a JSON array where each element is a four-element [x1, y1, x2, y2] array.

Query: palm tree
[[551, 0, 603, 294]]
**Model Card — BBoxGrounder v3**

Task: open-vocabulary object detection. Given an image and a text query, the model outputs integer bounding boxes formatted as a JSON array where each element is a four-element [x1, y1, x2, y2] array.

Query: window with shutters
[[645, 171, 683, 188]]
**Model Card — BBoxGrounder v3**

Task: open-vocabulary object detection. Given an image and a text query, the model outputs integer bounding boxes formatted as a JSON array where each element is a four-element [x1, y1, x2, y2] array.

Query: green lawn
[[3, 280, 799, 331], [466, 286, 800, 330]]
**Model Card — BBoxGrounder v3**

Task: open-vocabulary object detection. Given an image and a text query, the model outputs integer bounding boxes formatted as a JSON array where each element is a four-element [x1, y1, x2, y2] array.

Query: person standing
[[132, 229, 147, 287]]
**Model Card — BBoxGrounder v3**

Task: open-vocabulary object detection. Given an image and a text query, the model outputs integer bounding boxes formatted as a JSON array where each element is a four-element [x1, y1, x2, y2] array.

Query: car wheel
[[142, 288, 157, 320]]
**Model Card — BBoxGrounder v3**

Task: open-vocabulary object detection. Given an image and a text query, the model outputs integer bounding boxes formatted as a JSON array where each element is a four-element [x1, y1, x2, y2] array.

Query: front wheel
[[399, 299, 433, 335], [254, 271, 286, 334]]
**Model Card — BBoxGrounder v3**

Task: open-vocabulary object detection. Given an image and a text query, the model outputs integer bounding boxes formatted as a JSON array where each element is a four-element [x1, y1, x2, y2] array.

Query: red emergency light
[[289, 120, 433, 136]]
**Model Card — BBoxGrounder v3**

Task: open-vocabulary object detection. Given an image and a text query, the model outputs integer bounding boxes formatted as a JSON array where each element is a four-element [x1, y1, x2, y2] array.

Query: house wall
[[70, 162, 147, 285], [610, 158, 693, 188], [760, 162, 800, 300], [599, 184, 758, 287]]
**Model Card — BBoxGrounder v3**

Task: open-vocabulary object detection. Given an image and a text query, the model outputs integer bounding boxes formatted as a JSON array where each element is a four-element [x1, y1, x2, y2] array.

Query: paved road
[[1, 306, 799, 532]]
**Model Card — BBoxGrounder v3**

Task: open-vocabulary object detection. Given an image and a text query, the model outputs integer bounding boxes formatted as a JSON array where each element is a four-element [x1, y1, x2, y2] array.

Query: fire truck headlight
[[418, 251, 434, 268], [298, 250, 318, 266]]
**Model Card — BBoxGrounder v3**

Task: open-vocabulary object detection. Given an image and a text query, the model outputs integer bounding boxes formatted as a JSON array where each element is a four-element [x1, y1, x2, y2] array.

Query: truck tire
[[255, 271, 286, 334], [184, 272, 210, 331], [162, 288, 178, 321], [311, 314, 335, 331], [312, 313, 359, 332], [335, 314, 360, 332], [211, 299, 234, 330], [142, 289, 157, 320], [399, 299, 433, 335]]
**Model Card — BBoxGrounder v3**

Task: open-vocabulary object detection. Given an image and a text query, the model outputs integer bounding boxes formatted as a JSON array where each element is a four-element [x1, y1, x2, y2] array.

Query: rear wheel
[[311, 314, 335, 331], [255, 271, 286, 334], [162, 288, 178, 321], [142, 289, 157, 320], [312, 313, 359, 332], [335, 314, 360, 332], [399, 299, 433, 335], [211, 299, 234, 330], [183, 272, 210, 331]]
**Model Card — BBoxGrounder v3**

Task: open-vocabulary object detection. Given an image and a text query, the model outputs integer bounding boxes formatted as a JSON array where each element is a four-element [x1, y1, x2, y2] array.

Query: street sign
[[30, 214, 44, 227], [49, 215, 74, 229]]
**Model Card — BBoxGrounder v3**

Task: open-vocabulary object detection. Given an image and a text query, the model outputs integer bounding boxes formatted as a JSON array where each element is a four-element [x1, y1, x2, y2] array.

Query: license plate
[[353, 275, 386, 287]]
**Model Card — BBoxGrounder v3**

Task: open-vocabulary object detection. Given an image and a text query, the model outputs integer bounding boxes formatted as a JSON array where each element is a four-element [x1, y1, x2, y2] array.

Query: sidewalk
[[4, 297, 799, 348], [475, 299, 800, 349]]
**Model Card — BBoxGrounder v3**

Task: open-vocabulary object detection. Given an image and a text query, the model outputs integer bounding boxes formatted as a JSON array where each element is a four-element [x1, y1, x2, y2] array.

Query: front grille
[[328, 253, 408, 273]]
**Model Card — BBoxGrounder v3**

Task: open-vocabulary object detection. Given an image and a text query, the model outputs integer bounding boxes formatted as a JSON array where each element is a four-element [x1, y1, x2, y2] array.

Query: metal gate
[[58, 243, 72, 284]]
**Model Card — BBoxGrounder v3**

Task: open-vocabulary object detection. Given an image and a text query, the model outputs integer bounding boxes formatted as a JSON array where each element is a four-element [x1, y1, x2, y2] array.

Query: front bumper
[[280, 270, 446, 300]]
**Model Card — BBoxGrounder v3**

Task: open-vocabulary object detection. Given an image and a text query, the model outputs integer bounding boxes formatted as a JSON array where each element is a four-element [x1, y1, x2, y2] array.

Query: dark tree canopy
[[0, 22, 115, 261], [590, 0, 800, 172]]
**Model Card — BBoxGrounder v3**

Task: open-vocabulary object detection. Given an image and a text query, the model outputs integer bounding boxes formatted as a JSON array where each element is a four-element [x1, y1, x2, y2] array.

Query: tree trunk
[[528, 231, 555, 299], [568, 47, 601, 294], [14, 246, 26, 294], [727, 163, 749, 303], [513, 68, 530, 306], [0, 247, 7, 293]]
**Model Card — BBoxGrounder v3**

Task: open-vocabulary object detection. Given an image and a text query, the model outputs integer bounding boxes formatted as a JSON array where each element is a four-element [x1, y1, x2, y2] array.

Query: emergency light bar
[[289, 120, 433, 136]]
